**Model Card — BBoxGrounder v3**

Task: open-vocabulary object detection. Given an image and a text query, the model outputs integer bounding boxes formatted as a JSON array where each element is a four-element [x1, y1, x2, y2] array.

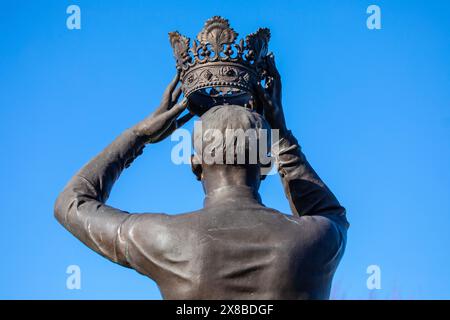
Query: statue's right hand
[[133, 72, 194, 143]]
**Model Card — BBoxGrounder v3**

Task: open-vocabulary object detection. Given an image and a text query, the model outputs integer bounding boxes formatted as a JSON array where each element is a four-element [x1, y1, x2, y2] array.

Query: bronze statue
[[55, 17, 348, 299]]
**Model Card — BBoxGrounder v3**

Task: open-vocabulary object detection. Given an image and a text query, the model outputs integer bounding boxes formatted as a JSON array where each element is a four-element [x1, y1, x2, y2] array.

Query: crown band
[[182, 62, 258, 97]]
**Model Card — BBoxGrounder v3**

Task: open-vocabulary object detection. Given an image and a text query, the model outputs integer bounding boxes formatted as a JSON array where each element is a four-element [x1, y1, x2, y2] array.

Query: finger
[[267, 53, 280, 79], [254, 83, 267, 101], [249, 85, 270, 110], [152, 110, 194, 143], [171, 85, 183, 106], [269, 53, 276, 66], [165, 97, 188, 119], [257, 82, 272, 102], [151, 120, 177, 143], [168, 72, 180, 93], [268, 57, 278, 78], [254, 83, 273, 108], [161, 72, 180, 107]]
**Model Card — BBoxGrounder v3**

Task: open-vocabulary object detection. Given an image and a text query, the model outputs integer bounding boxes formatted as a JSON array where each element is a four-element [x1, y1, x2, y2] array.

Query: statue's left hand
[[133, 72, 194, 143], [254, 54, 288, 137]]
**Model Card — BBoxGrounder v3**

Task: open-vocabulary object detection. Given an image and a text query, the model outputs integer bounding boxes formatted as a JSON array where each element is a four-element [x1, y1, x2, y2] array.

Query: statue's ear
[[190, 154, 202, 181]]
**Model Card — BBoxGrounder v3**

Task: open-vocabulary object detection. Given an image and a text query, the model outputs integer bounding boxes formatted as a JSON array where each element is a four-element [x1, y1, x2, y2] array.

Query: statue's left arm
[[54, 73, 192, 267], [255, 54, 348, 272]]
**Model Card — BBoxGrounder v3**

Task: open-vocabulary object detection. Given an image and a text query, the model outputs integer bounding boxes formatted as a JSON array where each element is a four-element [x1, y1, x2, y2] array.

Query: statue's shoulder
[[127, 210, 205, 238], [123, 212, 198, 257]]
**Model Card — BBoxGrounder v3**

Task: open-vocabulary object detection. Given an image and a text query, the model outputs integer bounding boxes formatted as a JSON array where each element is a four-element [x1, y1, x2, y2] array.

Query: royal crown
[[169, 16, 270, 114]]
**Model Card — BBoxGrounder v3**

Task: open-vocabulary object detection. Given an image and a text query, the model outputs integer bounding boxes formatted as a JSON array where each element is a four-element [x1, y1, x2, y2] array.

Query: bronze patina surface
[[55, 17, 348, 299]]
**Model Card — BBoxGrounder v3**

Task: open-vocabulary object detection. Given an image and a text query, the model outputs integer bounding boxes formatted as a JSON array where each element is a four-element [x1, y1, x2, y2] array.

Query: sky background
[[0, 0, 449, 299]]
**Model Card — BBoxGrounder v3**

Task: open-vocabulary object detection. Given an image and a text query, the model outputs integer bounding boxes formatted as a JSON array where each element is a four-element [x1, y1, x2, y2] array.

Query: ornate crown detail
[[169, 16, 270, 113]]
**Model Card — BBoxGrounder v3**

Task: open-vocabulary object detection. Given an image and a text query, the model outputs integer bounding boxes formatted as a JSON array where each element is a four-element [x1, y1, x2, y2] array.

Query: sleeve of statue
[[54, 128, 148, 267], [272, 130, 349, 230]]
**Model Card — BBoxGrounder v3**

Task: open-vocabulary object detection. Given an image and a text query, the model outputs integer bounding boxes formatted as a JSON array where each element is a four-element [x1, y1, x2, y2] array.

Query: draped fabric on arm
[[273, 130, 349, 229], [54, 128, 147, 267]]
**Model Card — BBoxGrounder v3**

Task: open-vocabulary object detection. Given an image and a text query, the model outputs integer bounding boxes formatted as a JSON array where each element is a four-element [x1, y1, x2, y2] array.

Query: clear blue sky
[[1, 0, 449, 299]]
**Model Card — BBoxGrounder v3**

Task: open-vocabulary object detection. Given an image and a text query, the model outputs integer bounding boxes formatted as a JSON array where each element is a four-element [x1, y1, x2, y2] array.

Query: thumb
[[165, 97, 188, 118]]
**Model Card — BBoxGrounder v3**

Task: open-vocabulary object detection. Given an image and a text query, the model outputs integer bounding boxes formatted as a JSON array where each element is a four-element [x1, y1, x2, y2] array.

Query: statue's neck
[[203, 185, 263, 208]]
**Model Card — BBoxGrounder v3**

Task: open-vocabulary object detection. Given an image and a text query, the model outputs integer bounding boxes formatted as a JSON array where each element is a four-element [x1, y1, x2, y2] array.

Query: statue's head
[[191, 105, 273, 191], [169, 16, 271, 116], [170, 17, 275, 193]]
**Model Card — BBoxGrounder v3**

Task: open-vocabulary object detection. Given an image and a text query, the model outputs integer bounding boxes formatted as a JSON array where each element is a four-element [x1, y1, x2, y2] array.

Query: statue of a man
[[55, 52, 348, 299]]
